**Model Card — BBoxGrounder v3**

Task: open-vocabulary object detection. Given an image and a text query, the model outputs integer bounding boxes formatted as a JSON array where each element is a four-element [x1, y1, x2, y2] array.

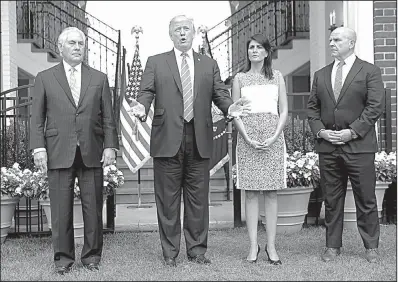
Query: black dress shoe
[[365, 248, 379, 263], [55, 265, 71, 275], [246, 245, 261, 263], [164, 257, 177, 267], [83, 263, 100, 271], [265, 245, 282, 265], [321, 247, 341, 262], [188, 254, 211, 264]]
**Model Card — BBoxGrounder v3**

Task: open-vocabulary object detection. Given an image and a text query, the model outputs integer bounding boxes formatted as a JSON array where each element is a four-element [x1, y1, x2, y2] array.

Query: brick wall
[[374, 0, 397, 151]]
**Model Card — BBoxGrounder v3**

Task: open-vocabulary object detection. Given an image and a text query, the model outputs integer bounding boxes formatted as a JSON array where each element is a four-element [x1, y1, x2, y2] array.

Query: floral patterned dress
[[235, 71, 287, 191]]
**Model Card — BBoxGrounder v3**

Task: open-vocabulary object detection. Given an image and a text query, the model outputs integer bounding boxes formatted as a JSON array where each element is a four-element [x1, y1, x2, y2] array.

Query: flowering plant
[[5, 164, 124, 200], [375, 151, 396, 183], [103, 164, 125, 196], [286, 151, 320, 188], [1, 163, 25, 197], [19, 169, 48, 199]]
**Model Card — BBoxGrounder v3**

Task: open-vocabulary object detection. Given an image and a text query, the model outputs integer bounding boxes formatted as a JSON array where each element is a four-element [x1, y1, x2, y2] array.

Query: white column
[[343, 1, 374, 63], [1, 1, 18, 92], [310, 1, 349, 83], [309, 1, 328, 84]]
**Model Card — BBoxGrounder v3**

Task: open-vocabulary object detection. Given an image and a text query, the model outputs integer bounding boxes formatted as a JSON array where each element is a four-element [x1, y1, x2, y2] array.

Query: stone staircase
[[115, 143, 231, 204], [16, 39, 61, 77], [272, 32, 310, 77]]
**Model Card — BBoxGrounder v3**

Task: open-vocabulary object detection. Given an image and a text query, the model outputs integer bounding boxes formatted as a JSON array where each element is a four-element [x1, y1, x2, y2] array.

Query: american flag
[[120, 43, 153, 173], [199, 33, 230, 176]]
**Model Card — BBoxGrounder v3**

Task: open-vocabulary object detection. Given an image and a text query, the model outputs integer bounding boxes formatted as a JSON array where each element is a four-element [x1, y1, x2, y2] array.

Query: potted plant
[[284, 117, 322, 222], [344, 151, 397, 229], [267, 151, 319, 234], [0, 163, 26, 243], [29, 165, 124, 243]]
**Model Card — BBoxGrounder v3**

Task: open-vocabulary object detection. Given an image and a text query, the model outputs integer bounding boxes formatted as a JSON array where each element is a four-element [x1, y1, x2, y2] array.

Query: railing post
[[292, 0, 296, 36], [274, 0, 278, 45]]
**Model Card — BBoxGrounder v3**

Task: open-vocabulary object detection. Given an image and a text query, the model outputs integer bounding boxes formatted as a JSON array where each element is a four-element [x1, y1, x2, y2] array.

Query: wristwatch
[[225, 114, 234, 122]]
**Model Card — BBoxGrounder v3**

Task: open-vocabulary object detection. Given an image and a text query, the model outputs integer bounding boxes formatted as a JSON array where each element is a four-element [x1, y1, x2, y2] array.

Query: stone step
[[116, 186, 232, 204], [114, 136, 232, 204]]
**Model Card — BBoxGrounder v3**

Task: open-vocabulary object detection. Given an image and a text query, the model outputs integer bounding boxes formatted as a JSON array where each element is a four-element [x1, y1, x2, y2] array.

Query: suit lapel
[[193, 51, 201, 101], [336, 58, 363, 105], [78, 64, 92, 107], [324, 63, 336, 104], [54, 62, 77, 107], [166, 50, 183, 94]]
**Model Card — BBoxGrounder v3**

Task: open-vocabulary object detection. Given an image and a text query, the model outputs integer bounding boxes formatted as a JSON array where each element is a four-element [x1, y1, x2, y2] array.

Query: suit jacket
[[307, 57, 385, 153], [30, 62, 119, 169], [137, 50, 233, 158]]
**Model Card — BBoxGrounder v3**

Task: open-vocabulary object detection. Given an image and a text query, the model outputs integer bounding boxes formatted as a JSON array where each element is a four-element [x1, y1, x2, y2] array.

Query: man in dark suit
[[30, 27, 119, 274], [307, 27, 385, 263], [129, 15, 250, 267]]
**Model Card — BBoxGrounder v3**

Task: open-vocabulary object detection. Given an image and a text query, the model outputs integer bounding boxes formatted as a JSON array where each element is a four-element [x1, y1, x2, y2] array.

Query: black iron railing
[[16, 0, 121, 90], [206, 0, 309, 80]]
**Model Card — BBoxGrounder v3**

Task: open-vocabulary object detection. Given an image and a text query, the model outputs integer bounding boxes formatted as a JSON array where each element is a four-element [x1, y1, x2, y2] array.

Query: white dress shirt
[[331, 53, 356, 91], [174, 48, 194, 91]]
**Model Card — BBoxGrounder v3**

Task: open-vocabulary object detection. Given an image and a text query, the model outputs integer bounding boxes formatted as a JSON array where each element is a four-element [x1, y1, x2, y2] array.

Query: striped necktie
[[333, 60, 345, 101], [69, 67, 80, 106], [181, 52, 194, 122]]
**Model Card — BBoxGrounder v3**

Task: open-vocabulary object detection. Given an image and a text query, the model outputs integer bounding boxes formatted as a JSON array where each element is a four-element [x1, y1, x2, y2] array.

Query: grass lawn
[[1, 224, 396, 281]]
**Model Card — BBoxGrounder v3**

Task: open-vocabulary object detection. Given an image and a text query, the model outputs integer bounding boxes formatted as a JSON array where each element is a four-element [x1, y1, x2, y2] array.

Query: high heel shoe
[[265, 245, 282, 265], [246, 245, 261, 263]]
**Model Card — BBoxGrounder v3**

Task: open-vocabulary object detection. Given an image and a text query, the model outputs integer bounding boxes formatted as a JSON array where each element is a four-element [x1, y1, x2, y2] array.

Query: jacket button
[[76, 113, 79, 116]]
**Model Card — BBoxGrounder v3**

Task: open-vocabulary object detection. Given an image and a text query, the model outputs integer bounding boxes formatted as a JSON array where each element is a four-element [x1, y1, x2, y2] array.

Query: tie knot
[[181, 52, 188, 58], [70, 67, 76, 74], [338, 60, 345, 67]]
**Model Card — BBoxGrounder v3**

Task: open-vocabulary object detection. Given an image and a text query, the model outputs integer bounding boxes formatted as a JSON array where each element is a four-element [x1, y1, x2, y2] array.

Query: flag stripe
[[120, 123, 145, 160], [120, 106, 150, 158], [120, 43, 151, 173]]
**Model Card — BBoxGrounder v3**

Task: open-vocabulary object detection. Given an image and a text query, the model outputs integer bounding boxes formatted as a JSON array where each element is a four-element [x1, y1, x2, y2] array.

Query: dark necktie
[[181, 52, 193, 122], [333, 60, 345, 101]]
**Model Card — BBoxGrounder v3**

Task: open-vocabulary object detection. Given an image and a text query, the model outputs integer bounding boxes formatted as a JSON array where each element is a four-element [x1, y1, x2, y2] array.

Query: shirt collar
[[63, 60, 82, 74], [334, 53, 356, 68], [174, 48, 193, 60]]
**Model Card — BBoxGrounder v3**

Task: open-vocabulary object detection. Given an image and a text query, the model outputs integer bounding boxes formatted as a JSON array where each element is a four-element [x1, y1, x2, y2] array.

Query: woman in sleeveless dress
[[232, 34, 288, 264]]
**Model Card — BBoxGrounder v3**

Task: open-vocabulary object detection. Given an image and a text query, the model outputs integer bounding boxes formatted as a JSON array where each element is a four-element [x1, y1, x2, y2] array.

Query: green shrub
[[284, 116, 315, 155], [0, 119, 34, 170]]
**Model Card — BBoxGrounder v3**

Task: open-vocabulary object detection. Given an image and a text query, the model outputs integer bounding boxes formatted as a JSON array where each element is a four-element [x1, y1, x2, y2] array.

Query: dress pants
[[153, 121, 210, 259], [319, 147, 379, 249], [47, 146, 104, 267]]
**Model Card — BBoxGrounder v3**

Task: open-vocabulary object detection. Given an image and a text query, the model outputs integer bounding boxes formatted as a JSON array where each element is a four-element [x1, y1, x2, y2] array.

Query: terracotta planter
[[260, 186, 314, 234], [1, 195, 20, 243], [41, 197, 106, 244], [344, 181, 389, 230]]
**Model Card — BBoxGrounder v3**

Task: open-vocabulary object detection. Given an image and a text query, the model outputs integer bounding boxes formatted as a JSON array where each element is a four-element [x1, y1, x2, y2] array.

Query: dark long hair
[[243, 33, 273, 80]]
